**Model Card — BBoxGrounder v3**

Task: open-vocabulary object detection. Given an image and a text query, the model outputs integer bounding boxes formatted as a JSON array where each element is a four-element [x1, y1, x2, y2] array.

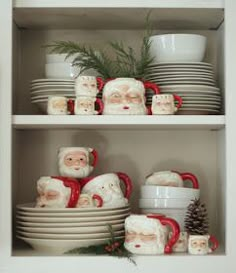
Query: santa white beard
[[59, 163, 93, 178], [75, 107, 94, 115], [103, 102, 147, 115], [48, 107, 67, 115], [124, 239, 161, 255]]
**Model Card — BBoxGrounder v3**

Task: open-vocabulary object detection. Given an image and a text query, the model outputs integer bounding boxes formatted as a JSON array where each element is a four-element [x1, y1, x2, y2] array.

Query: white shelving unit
[[1, 0, 236, 272]]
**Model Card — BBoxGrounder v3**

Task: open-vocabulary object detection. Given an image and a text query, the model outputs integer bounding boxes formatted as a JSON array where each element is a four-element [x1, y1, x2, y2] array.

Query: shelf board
[[12, 115, 225, 130], [13, 4, 224, 30]]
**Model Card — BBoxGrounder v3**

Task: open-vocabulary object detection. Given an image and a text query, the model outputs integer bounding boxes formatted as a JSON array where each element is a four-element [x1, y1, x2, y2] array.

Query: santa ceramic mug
[[151, 94, 182, 115], [68, 97, 104, 115], [76, 193, 103, 208], [188, 234, 219, 255], [169, 231, 188, 253], [35, 176, 103, 208], [145, 171, 199, 188], [79, 172, 133, 208], [102, 78, 160, 115], [47, 96, 74, 115], [75, 76, 104, 97], [124, 214, 180, 255], [58, 147, 98, 178]]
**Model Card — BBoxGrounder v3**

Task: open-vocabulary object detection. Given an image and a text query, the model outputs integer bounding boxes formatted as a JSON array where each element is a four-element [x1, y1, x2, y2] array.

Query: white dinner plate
[[181, 104, 221, 109], [17, 207, 131, 217], [17, 203, 130, 212], [147, 75, 215, 82], [148, 62, 213, 67], [16, 212, 130, 223], [178, 108, 220, 112], [157, 81, 216, 87], [17, 219, 125, 228], [31, 79, 74, 83], [31, 89, 75, 94], [17, 223, 124, 234], [146, 68, 214, 73], [17, 235, 125, 254], [17, 230, 125, 240], [150, 78, 216, 83], [31, 95, 75, 101], [159, 84, 220, 91]]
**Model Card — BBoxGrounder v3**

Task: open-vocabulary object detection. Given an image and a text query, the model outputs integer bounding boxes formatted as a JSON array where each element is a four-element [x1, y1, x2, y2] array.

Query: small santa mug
[[169, 231, 188, 253], [151, 94, 182, 115], [74, 76, 104, 97], [79, 172, 133, 208], [145, 171, 199, 188], [188, 234, 219, 255], [58, 147, 98, 179], [35, 176, 103, 208], [47, 96, 74, 115], [124, 214, 180, 255], [68, 97, 104, 115]]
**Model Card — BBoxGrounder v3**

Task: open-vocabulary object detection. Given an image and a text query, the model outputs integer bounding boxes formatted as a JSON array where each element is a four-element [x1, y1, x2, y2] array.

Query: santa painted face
[[103, 78, 147, 115], [58, 147, 97, 178], [188, 235, 210, 255], [170, 231, 188, 253], [124, 215, 167, 254], [36, 177, 71, 208], [74, 97, 95, 115], [47, 96, 68, 115], [80, 173, 132, 207], [75, 76, 98, 97]]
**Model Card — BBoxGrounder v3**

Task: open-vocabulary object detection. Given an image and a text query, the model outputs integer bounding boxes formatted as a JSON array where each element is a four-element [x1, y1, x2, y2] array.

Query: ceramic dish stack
[[16, 203, 130, 254], [145, 62, 222, 115], [30, 79, 75, 113]]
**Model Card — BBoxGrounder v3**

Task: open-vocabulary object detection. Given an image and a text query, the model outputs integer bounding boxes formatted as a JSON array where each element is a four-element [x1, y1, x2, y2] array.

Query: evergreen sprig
[[65, 224, 136, 266], [46, 13, 154, 80]]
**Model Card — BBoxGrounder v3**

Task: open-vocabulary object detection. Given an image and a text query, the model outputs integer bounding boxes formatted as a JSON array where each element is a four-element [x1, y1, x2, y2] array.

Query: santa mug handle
[[172, 171, 199, 189], [92, 194, 103, 207], [95, 98, 104, 115], [116, 172, 133, 199], [208, 235, 219, 253], [143, 80, 161, 95], [90, 149, 98, 168], [173, 94, 183, 110], [51, 176, 80, 208], [67, 99, 75, 115], [97, 77, 105, 92], [148, 214, 180, 254]]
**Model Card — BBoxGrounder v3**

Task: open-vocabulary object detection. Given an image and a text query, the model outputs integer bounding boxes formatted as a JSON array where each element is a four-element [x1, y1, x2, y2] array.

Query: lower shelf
[[12, 115, 225, 130]]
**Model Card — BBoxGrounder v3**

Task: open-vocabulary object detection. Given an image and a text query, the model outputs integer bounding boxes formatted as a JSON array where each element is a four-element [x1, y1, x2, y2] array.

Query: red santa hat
[[51, 176, 80, 208]]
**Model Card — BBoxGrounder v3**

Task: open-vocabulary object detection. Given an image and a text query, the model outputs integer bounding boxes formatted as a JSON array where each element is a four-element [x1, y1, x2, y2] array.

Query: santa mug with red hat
[[58, 147, 98, 179], [80, 172, 133, 208], [35, 176, 103, 208], [124, 214, 180, 255]]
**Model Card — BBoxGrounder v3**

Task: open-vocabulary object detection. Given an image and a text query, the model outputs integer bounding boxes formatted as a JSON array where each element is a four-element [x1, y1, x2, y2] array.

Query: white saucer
[[31, 79, 74, 83], [149, 62, 213, 67]]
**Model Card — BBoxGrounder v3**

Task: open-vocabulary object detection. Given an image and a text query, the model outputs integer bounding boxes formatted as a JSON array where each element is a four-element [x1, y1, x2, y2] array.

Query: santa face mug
[[47, 96, 73, 115], [58, 147, 98, 178], [73, 97, 104, 115], [35, 176, 80, 208], [124, 214, 180, 255], [75, 76, 104, 97], [169, 231, 188, 253], [145, 171, 199, 188], [102, 78, 160, 115], [76, 193, 103, 208], [188, 235, 219, 255], [151, 94, 182, 115], [80, 172, 133, 208]]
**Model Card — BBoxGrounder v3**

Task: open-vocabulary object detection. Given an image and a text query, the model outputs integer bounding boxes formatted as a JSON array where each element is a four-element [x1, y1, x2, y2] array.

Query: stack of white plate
[[139, 186, 200, 230], [30, 79, 75, 113], [16, 203, 130, 254], [145, 62, 222, 115]]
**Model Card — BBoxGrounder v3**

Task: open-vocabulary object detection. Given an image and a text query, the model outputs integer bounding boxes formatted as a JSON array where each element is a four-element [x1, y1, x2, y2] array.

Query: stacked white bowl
[[139, 171, 200, 230], [16, 203, 130, 254]]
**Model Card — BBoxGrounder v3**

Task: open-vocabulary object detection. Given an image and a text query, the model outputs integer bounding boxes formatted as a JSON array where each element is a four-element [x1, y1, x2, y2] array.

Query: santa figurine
[[58, 147, 98, 179], [35, 176, 80, 208]]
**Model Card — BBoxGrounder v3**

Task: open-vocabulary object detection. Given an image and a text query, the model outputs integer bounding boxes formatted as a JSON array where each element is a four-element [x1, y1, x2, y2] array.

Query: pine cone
[[184, 198, 209, 235]]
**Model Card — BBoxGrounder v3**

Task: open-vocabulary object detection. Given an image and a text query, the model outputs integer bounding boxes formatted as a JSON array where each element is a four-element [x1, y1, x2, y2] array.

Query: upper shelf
[[13, 1, 224, 30], [12, 115, 225, 130]]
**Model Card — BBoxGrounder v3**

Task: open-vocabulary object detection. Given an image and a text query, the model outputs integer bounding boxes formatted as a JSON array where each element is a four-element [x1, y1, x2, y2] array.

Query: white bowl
[[17, 235, 124, 254], [45, 63, 81, 79], [141, 208, 187, 230], [46, 53, 76, 64], [140, 185, 200, 199], [150, 34, 207, 63], [139, 198, 192, 209]]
